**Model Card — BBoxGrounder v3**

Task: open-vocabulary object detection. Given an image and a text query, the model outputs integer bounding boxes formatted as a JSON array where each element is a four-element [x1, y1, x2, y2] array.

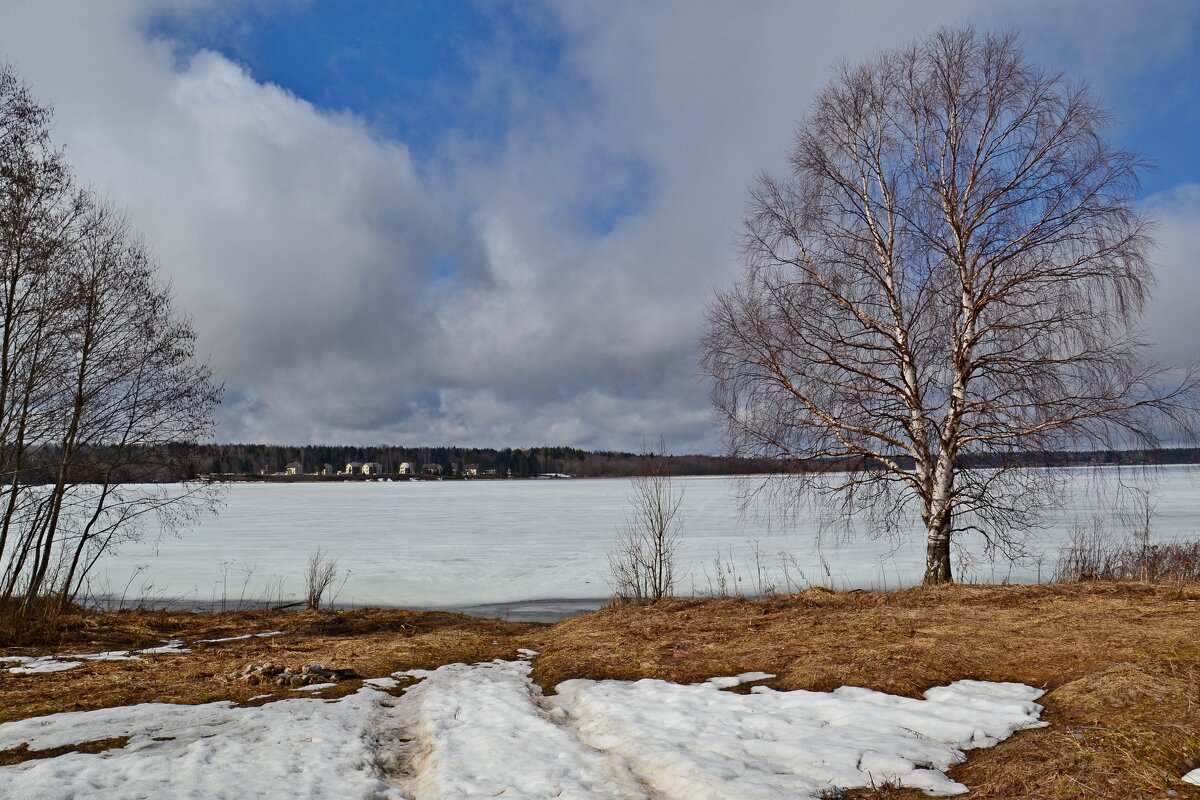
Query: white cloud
[[1143, 184, 1200, 367], [0, 0, 1195, 451]]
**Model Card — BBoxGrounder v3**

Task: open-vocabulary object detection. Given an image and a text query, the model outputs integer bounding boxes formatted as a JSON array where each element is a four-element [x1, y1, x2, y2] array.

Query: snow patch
[[1183, 767, 1200, 785], [6, 658, 82, 675], [0, 660, 1045, 799], [68, 650, 141, 662], [198, 631, 285, 644], [2, 634, 262, 676], [0, 689, 404, 799], [137, 639, 190, 655], [551, 673, 1044, 797], [707, 671, 776, 688]]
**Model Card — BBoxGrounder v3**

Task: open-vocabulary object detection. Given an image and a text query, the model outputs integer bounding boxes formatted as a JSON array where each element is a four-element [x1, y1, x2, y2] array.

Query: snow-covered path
[[0, 658, 1046, 799]]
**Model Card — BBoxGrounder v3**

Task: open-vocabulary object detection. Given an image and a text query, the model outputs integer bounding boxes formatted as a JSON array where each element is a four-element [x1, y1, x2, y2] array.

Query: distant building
[[320, 463, 334, 476], [344, 461, 363, 475], [398, 462, 414, 475], [464, 464, 479, 477], [423, 463, 441, 475], [362, 462, 383, 475], [284, 462, 303, 475]]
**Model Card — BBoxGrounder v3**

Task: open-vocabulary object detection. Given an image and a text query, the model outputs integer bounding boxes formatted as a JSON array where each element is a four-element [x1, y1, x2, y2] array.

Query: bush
[[1055, 527, 1200, 584]]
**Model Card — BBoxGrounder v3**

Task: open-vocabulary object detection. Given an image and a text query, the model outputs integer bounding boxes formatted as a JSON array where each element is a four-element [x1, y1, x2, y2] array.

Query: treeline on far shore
[[10, 444, 1200, 485], [196, 444, 776, 480]]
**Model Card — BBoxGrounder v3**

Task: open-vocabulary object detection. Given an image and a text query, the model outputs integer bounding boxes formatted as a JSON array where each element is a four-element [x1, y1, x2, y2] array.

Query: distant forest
[[193, 444, 1200, 482], [194, 444, 773, 480], [14, 444, 1200, 484]]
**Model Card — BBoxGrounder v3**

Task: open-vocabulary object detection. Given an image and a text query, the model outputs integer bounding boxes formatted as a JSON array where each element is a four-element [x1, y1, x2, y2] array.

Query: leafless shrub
[[304, 549, 340, 611], [1056, 494, 1200, 584], [1056, 527, 1200, 584], [607, 442, 684, 602]]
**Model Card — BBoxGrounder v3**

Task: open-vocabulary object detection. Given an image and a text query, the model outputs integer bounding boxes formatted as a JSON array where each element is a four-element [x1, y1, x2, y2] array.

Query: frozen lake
[[87, 467, 1200, 617]]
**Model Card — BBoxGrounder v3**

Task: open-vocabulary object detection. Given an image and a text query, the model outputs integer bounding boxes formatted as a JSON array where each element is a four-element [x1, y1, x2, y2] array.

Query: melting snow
[[0, 689, 401, 799], [68, 651, 141, 662], [1, 632, 271, 675], [1184, 767, 1200, 785], [0, 659, 1046, 799], [706, 671, 776, 688], [137, 639, 190, 655], [4, 657, 82, 675], [197, 631, 285, 644], [292, 682, 337, 692]]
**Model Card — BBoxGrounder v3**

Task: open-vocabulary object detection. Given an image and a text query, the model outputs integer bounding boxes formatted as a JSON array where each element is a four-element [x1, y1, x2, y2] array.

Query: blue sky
[[146, 2, 571, 153], [1, 1, 1198, 451], [144, 1, 1200, 195]]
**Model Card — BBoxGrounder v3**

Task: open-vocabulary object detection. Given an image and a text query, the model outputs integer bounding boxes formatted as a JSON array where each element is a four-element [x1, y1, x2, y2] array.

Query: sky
[[0, 1, 1197, 453]]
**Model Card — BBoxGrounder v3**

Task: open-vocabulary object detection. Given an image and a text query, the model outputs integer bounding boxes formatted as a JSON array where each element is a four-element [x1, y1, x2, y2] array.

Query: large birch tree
[[701, 28, 1197, 584]]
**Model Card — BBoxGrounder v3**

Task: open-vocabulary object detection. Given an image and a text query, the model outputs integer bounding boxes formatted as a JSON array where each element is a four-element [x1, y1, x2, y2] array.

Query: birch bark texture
[[701, 28, 1197, 584]]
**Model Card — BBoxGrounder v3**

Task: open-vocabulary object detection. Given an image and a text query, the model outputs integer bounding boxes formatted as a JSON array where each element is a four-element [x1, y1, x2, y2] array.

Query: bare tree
[[701, 28, 1197, 585], [607, 440, 684, 602], [0, 67, 221, 620]]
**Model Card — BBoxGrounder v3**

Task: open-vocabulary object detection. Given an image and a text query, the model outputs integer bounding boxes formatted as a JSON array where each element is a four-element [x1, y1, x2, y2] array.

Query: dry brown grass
[[0, 737, 131, 767], [1, 583, 1198, 797], [0, 607, 548, 727]]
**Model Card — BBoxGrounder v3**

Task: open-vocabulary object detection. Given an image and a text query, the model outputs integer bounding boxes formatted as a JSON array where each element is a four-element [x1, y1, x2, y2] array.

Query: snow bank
[[0, 659, 1045, 799], [551, 674, 1045, 797], [0, 689, 404, 800]]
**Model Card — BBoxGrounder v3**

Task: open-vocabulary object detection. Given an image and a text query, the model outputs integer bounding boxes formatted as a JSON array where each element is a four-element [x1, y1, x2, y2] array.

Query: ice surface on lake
[[83, 467, 1200, 611], [0, 659, 1048, 799]]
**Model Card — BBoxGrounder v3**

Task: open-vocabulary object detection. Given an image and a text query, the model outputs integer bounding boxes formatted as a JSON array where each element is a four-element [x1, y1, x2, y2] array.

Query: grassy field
[[1, 582, 1197, 797]]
